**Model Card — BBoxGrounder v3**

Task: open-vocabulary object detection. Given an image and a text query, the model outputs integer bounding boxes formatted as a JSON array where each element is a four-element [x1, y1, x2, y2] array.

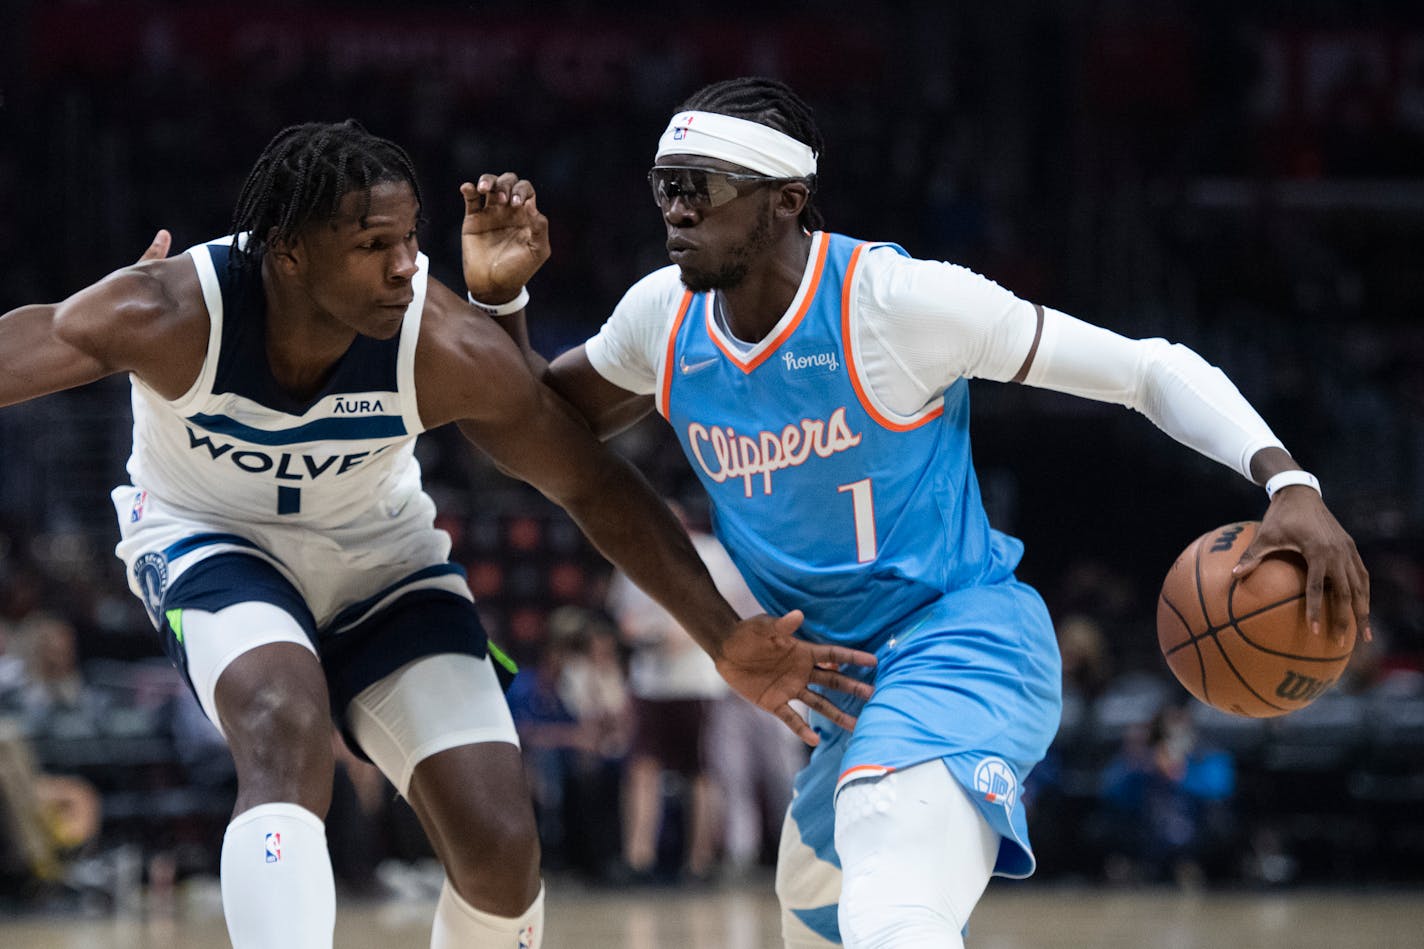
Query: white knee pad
[[834, 761, 999, 949], [347, 653, 518, 796], [775, 804, 843, 948]]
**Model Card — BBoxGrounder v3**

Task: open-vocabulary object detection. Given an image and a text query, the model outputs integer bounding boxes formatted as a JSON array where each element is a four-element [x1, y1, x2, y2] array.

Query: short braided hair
[[678, 77, 825, 231], [229, 120, 421, 268]]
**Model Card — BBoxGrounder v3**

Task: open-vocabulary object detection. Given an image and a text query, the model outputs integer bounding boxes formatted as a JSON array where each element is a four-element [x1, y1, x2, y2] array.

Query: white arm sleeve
[[1020, 308, 1283, 479], [857, 249, 1283, 481], [852, 248, 1041, 404], [583, 265, 686, 395]]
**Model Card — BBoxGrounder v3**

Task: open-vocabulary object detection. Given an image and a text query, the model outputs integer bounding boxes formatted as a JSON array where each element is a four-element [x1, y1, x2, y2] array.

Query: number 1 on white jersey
[[837, 478, 877, 562]]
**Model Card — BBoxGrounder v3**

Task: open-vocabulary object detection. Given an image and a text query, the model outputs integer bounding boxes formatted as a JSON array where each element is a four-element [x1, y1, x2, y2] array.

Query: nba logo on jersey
[[264, 832, 282, 863], [973, 757, 1017, 810], [130, 490, 147, 523], [518, 924, 536, 948]]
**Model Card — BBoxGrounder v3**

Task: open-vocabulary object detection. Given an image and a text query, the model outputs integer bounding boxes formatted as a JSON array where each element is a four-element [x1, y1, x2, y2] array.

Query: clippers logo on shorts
[[973, 757, 1017, 810], [133, 552, 169, 629], [130, 489, 148, 523], [265, 832, 282, 863]]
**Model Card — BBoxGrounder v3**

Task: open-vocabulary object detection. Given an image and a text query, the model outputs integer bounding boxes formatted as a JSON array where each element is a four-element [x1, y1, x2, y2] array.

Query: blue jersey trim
[[186, 412, 407, 445], [326, 562, 468, 631], [162, 532, 264, 561]]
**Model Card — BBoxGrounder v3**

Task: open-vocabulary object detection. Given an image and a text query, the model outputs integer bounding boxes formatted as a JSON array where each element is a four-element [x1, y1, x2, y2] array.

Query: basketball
[[1157, 520, 1356, 718]]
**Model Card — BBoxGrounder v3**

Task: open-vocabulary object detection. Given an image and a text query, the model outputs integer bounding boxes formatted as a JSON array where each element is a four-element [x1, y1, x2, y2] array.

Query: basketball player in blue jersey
[[468, 79, 1372, 947], [0, 120, 878, 949]]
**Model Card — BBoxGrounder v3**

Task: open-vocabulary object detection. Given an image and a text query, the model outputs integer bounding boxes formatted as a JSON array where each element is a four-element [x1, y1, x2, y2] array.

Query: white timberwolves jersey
[[124, 237, 430, 529]]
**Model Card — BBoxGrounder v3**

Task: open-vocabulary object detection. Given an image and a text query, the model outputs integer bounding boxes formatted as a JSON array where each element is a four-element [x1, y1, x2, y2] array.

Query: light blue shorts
[[782, 579, 1062, 941]]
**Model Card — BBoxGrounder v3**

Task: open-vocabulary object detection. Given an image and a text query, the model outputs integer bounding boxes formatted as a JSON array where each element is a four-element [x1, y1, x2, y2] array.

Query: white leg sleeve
[[430, 878, 544, 949], [177, 602, 317, 736], [348, 653, 518, 797], [834, 760, 998, 949], [221, 803, 335, 949]]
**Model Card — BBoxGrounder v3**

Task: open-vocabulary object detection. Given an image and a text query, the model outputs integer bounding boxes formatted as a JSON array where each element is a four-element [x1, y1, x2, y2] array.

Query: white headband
[[655, 111, 817, 179]]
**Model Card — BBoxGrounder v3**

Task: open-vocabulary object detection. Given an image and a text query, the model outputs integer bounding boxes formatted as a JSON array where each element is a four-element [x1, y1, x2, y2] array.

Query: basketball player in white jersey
[[0, 120, 877, 949], [462, 79, 1372, 948]]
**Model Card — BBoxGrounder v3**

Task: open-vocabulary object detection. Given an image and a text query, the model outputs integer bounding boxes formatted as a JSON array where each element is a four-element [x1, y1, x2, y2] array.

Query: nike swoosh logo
[[679, 355, 719, 375]]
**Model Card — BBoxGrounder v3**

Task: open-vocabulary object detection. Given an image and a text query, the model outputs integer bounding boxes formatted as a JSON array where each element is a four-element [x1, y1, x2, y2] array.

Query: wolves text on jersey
[[686, 407, 862, 497], [185, 426, 390, 480]]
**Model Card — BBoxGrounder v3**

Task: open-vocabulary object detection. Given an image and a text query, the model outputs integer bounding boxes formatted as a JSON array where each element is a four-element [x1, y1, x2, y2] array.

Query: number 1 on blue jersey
[[837, 478, 877, 562]]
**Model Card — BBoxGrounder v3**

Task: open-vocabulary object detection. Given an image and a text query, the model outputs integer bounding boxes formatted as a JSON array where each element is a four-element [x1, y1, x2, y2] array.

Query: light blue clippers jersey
[[660, 232, 1026, 652]]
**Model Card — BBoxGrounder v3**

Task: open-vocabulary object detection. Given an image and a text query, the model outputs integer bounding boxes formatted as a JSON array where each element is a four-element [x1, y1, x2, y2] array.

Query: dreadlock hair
[[228, 120, 422, 269], [677, 77, 826, 232]]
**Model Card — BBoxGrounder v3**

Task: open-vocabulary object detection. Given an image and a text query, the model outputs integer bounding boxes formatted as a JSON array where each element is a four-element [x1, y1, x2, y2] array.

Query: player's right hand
[[1236, 488, 1371, 643], [713, 610, 877, 746], [460, 173, 550, 308]]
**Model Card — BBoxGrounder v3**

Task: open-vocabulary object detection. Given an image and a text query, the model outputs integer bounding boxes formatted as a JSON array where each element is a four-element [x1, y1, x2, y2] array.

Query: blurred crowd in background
[[2, 0, 1422, 915]]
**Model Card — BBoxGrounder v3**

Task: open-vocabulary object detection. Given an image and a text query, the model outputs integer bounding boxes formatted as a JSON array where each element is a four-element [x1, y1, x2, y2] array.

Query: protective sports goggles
[[647, 165, 801, 210]]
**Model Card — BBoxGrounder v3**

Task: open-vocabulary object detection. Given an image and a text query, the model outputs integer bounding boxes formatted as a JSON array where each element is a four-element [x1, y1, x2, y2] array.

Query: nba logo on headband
[[656, 111, 817, 179]]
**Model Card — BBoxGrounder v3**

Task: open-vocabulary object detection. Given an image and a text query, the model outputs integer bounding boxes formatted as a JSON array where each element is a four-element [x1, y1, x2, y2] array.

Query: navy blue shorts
[[157, 552, 513, 758]]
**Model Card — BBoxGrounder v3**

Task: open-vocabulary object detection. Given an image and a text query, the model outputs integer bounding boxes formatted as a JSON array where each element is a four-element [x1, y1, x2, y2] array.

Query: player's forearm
[[559, 462, 740, 658], [1020, 310, 1282, 479], [490, 311, 551, 380], [1133, 340, 1283, 479], [1248, 446, 1304, 486]]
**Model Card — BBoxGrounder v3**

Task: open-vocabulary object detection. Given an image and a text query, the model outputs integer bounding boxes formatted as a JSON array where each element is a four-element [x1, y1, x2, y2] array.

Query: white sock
[[431, 878, 545, 949], [221, 802, 335, 949]]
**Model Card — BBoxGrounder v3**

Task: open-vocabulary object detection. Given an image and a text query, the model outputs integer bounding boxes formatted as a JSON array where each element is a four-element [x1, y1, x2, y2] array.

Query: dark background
[[1, 0, 1421, 889]]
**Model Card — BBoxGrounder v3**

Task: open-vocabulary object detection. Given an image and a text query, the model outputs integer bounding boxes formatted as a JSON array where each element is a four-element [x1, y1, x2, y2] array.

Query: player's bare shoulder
[[53, 252, 209, 400], [413, 277, 543, 430]]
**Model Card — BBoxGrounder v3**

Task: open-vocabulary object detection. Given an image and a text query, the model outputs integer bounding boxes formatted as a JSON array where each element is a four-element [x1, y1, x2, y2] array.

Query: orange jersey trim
[[838, 764, 896, 785], [708, 235, 831, 374], [841, 243, 945, 432], [656, 290, 696, 420]]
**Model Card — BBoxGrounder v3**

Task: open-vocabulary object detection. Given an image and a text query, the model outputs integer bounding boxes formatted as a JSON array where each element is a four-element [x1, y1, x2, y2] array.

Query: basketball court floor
[[2, 878, 1422, 948]]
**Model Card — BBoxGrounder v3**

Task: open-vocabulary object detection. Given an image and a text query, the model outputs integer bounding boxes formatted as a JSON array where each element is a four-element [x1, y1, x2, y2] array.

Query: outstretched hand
[[460, 173, 550, 306], [1235, 487, 1371, 643], [713, 610, 877, 746]]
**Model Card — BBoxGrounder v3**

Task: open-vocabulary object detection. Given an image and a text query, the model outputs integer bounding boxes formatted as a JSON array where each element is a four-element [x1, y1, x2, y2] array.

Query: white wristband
[[467, 286, 529, 317], [1264, 469, 1321, 500]]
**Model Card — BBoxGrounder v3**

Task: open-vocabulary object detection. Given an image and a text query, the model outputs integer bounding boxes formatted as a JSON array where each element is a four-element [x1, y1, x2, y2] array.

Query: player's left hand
[[460, 173, 550, 306], [1235, 487, 1370, 643], [713, 610, 877, 746]]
